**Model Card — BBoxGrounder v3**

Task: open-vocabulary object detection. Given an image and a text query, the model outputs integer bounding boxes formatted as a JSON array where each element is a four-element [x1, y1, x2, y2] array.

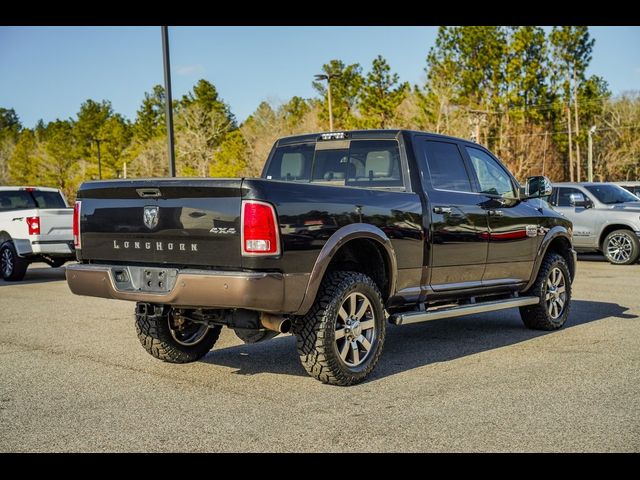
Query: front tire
[[602, 229, 640, 265], [1, 242, 29, 282], [519, 252, 572, 330], [294, 271, 386, 386], [135, 305, 221, 363]]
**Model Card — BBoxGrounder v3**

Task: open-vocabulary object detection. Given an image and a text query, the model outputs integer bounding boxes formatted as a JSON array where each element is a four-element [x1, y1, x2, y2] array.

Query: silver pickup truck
[[550, 182, 640, 265]]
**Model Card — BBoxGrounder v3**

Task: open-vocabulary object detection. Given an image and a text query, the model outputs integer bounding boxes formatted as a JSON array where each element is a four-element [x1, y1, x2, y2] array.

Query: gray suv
[[550, 182, 640, 265]]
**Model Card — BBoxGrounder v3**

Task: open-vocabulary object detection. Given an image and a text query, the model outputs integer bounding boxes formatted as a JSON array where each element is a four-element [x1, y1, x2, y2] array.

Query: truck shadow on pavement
[[0, 266, 67, 287], [201, 299, 637, 381]]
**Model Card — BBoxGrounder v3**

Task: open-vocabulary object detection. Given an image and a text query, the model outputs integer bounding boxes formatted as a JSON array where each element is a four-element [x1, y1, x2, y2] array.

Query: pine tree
[[358, 56, 408, 129], [41, 120, 79, 198], [210, 130, 249, 177], [0, 108, 22, 184], [8, 129, 40, 184]]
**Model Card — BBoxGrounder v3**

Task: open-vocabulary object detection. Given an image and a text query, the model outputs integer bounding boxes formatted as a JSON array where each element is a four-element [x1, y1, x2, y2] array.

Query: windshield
[[585, 184, 640, 204]]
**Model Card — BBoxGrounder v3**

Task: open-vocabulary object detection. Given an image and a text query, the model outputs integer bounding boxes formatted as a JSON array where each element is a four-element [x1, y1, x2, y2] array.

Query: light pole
[[92, 137, 105, 180], [161, 26, 176, 177], [314, 73, 340, 131], [588, 125, 596, 182]]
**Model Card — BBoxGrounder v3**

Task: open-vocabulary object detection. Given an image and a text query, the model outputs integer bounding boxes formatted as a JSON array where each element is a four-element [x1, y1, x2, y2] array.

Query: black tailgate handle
[[136, 188, 162, 198]]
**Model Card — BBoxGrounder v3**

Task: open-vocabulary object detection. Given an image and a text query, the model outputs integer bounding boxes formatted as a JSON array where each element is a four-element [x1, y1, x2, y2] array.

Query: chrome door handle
[[489, 210, 504, 216], [433, 206, 452, 214]]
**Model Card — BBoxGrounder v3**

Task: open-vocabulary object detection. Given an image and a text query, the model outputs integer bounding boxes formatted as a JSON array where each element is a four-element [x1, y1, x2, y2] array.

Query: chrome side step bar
[[389, 296, 539, 326]]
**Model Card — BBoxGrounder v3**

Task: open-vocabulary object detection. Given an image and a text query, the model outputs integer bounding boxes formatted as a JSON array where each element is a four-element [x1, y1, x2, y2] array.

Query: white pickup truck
[[0, 186, 76, 281]]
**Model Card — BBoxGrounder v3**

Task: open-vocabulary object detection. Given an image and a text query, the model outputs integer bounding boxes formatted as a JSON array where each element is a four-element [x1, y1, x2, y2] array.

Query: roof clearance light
[[320, 132, 347, 141]]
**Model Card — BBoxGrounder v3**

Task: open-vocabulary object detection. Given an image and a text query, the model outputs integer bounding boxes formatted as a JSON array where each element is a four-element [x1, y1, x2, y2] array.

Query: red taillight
[[242, 200, 280, 256], [73, 201, 81, 248], [26, 216, 40, 235]]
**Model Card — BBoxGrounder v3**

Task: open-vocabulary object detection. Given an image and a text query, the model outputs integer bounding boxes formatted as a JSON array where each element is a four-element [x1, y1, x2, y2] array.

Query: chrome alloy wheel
[[334, 292, 376, 367], [545, 267, 567, 320], [168, 312, 210, 346], [606, 233, 633, 263], [1, 247, 14, 277]]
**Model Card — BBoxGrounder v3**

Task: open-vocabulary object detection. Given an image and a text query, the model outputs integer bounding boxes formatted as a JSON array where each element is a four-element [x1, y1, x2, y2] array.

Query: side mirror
[[569, 192, 589, 208], [525, 176, 553, 199]]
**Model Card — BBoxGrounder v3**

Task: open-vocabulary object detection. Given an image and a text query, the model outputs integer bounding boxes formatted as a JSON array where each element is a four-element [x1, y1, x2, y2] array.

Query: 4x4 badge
[[210, 227, 236, 234]]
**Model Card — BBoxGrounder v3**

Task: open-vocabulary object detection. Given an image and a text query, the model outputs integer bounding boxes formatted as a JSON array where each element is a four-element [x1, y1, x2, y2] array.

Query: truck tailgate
[[38, 208, 73, 239], [77, 179, 245, 268]]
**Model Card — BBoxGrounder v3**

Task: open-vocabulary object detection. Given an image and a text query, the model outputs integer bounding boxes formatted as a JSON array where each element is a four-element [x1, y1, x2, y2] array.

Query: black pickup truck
[[67, 130, 576, 385]]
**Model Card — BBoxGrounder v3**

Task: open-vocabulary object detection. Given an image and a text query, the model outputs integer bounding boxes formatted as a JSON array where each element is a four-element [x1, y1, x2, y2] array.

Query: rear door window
[[554, 187, 584, 207], [421, 141, 473, 192]]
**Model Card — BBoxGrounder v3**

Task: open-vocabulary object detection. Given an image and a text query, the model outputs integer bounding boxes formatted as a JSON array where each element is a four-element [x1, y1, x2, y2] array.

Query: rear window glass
[[311, 148, 350, 184], [30, 191, 66, 208], [264, 139, 404, 189], [0, 191, 36, 211], [0, 190, 65, 211], [266, 143, 315, 182], [346, 140, 403, 188]]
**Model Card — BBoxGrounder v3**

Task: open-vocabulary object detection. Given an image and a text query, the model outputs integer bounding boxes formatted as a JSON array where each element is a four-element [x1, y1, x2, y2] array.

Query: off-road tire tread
[[519, 252, 571, 330], [294, 271, 385, 386], [135, 309, 221, 363]]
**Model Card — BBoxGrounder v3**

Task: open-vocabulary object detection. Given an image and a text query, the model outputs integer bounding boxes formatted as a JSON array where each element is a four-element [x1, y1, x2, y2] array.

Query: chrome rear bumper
[[66, 263, 308, 313]]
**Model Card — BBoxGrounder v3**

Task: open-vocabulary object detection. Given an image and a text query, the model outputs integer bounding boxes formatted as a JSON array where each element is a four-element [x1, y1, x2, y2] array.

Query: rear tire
[[519, 252, 572, 330], [294, 271, 386, 386], [1, 242, 29, 282], [602, 229, 640, 265], [135, 305, 221, 363]]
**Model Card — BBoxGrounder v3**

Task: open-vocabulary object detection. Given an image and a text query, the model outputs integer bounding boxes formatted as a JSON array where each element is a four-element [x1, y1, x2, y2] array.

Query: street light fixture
[[161, 26, 176, 177], [314, 73, 340, 132]]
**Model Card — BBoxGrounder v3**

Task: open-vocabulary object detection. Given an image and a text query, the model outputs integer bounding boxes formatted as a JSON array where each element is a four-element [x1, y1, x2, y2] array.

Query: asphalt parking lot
[[1, 255, 638, 452]]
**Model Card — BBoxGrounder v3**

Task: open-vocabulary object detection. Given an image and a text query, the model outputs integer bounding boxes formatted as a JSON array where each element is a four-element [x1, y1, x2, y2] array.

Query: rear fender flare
[[0, 232, 33, 257], [294, 223, 397, 315]]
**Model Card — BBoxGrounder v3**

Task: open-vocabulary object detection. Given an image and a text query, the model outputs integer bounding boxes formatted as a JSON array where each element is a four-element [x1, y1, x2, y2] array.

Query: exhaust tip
[[279, 319, 291, 334], [260, 313, 291, 334]]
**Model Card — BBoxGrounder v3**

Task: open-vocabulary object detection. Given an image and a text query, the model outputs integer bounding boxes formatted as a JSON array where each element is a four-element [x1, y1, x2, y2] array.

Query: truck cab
[[66, 130, 576, 385]]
